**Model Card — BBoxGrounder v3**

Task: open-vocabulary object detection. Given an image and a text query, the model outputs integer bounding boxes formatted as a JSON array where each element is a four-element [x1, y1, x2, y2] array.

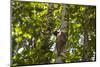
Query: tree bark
[[55, 4, 69, 63], [82, 7, 89, 62], [83, 24, 88, 61]]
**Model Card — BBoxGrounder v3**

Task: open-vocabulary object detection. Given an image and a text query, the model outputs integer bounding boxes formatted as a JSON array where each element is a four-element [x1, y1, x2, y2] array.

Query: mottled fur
[[53, 30, 66, 56]]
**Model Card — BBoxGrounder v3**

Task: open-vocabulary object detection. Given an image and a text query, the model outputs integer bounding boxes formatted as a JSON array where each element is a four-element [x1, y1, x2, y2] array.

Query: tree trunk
[[55, 4, 69, 63], [82, 7, 89, 62], [83, 24, 88, 61]]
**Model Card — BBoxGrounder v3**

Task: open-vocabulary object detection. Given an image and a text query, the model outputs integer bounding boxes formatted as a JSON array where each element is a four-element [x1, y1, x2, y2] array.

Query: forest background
[[11, 1, 96, 66]]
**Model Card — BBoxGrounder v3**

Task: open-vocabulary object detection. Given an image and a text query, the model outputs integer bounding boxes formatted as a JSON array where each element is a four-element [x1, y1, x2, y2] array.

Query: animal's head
[[53, 29, 61, 36]]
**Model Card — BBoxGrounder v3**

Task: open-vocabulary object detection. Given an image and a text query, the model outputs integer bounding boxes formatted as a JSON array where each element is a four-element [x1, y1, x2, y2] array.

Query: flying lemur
[[53, 29, 66, 57]]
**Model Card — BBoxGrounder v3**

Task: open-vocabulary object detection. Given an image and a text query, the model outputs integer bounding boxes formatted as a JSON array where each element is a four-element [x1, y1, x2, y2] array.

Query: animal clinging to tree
[[53, 29, 66, 57]]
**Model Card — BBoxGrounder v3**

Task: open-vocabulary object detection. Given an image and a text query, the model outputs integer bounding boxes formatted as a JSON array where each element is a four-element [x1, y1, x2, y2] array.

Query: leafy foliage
[[11, 1, 96, 66]]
